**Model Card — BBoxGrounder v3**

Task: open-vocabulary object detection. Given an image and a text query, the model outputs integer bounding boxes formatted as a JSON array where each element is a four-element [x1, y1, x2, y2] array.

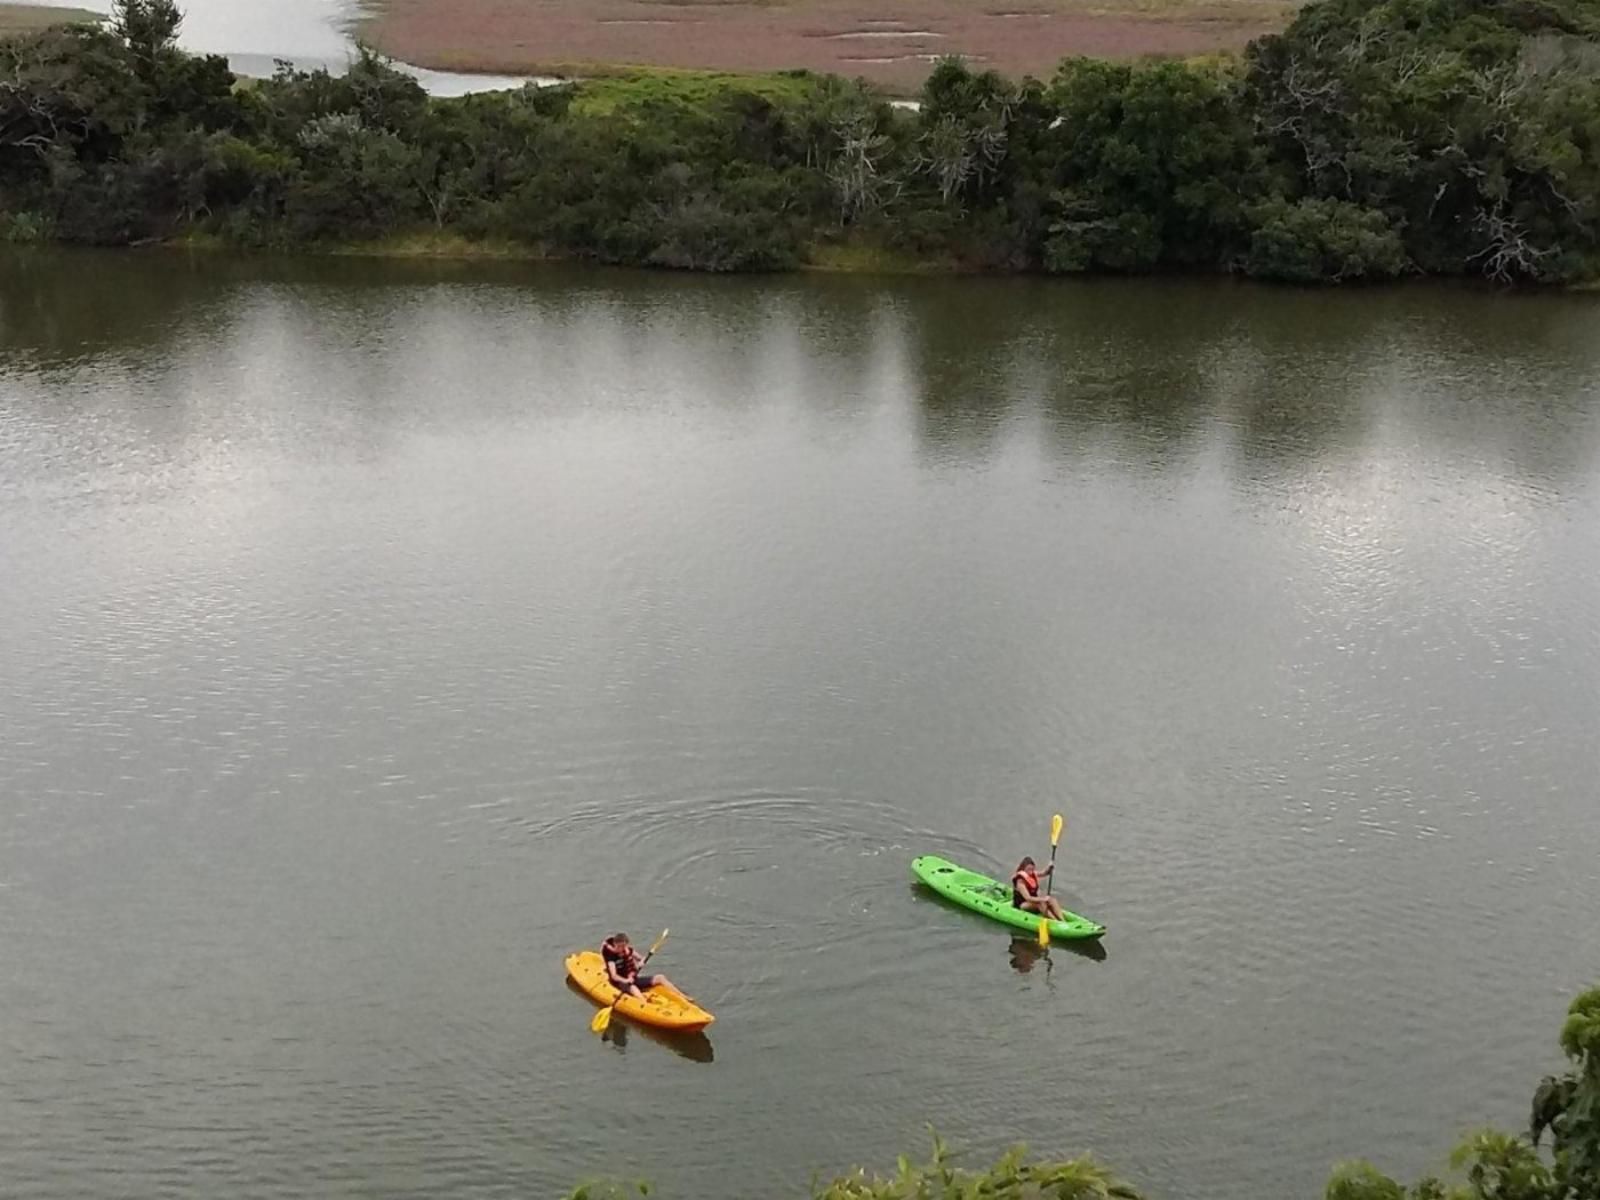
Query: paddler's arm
[[610, 958, 646, 996]]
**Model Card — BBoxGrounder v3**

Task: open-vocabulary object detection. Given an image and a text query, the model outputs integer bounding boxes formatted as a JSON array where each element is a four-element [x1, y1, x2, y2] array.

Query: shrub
[[1244, 197, 1409, 282]]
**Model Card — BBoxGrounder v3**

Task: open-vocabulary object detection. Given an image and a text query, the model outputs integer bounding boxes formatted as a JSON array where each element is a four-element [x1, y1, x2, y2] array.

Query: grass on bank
[[567, 1141, 1142, 1200], [806, 239, 954, 275], [168, 226, 960, 276], [565, 66, 822, 118], [167, 229, 547, 262], [0, 3, 101, 35]]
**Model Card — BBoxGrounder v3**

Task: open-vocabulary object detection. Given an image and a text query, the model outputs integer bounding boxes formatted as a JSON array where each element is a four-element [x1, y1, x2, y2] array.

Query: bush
[[1325, 1161, 1407, 1200], [0, 210, 53, 243], [815, 1139, 1141, 1200], [1244, 197, 1409, 282]]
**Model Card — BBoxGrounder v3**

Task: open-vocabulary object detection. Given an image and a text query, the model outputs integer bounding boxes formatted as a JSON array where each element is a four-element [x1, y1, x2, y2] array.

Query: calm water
[[10, 0, 529, 94], [2, 249, 1598, 1200]]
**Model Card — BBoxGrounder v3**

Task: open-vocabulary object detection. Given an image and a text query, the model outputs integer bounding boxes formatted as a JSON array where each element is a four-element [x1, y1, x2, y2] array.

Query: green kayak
[[912, 854, 1105, 940]]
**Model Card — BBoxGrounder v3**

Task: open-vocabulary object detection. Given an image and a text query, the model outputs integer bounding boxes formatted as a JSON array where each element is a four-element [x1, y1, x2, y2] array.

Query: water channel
[[2, 250, 1598, 1199]]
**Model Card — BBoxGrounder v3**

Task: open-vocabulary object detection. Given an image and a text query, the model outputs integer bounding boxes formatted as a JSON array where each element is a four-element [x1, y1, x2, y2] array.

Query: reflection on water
[[605, 1020, 718, 1066], [1004, 936, 1109, 972], [6, 253, 1600, 491], [2, 248, 1599, 1200], [1008, 936, 1049, 975], [564, 980, 718, 1063]]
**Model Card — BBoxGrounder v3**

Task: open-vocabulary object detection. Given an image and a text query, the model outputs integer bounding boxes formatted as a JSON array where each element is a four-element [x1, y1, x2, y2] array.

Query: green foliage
[[111, 0, 180, 59], [1043, 58, 1257, 271], [567, 68, 815, 119], [1244, 0, 1600, 282], [815, 1134, 1141, 1200], [566, 1182, 650, 1200], [1244, 197, 1408, 282], [1451, 1130, 1557, 1200], [283, 112, 423, 241], [0, 208, 51, 242], [2, 1, 1598, 281], [1326, 1161, 1408, 1200], [1557, 985, 1600, 1065], [1534, 985, 1600, 1199]]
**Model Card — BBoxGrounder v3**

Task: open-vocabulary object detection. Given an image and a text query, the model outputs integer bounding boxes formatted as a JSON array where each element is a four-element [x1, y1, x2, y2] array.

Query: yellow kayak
[[564, 951, 715, 1032]]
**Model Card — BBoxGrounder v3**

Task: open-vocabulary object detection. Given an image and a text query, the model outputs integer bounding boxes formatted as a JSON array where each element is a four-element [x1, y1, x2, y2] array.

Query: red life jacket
[[601, 939, 638, 981], [1012, 867, 1040, 904]]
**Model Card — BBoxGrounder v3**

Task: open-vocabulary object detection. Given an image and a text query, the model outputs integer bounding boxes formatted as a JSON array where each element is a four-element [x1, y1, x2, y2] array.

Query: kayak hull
[[565, 950, 716, 1032], [912, 855, 1105, 940]]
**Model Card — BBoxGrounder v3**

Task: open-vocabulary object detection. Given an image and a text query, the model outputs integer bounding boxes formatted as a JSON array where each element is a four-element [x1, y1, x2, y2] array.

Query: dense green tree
[[1245, 0, 1600, 281], [3, 0, 1598, 280], [1245, 196, 1408, 282], [111, 0, 180, 64], [1532, 986, 1600, 1198], [1042, 58, 1257, 272]]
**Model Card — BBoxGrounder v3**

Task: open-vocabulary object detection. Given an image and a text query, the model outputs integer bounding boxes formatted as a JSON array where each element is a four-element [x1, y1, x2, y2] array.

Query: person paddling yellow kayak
[[601, 932, 678, 999], [570, 929, 715, 1035]]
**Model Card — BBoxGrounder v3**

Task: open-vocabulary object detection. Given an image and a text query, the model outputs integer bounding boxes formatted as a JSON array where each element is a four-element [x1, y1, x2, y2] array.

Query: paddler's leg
[[1019, 895, 1064, 922]]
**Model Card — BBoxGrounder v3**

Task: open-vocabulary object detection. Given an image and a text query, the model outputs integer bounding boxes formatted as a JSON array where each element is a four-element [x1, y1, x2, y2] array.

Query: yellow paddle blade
[[1037, 918, 1051, 948], [648, 928, 670, 956], [1050, 813, 1064, 847], [590, 1004, 614, 1034]]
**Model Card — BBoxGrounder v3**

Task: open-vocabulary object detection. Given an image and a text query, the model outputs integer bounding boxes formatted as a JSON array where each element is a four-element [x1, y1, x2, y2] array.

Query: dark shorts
[[616, 974, 660, 992]]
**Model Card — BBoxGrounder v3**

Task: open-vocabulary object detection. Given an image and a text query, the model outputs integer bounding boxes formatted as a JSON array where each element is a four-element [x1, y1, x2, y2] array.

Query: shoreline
[[150, 230, 956, 276], [40, 231, 1584, 292]]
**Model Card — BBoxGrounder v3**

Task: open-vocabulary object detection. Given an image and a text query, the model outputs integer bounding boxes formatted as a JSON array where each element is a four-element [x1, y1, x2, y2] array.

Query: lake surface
[[8, 0, 529, 94], [2, 249, 1598, 1200]]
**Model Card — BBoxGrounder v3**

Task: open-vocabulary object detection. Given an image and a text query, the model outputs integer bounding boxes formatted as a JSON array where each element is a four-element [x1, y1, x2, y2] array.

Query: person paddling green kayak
[[1011, 856, 1065, 922], [912, 850, 1104, 940]]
